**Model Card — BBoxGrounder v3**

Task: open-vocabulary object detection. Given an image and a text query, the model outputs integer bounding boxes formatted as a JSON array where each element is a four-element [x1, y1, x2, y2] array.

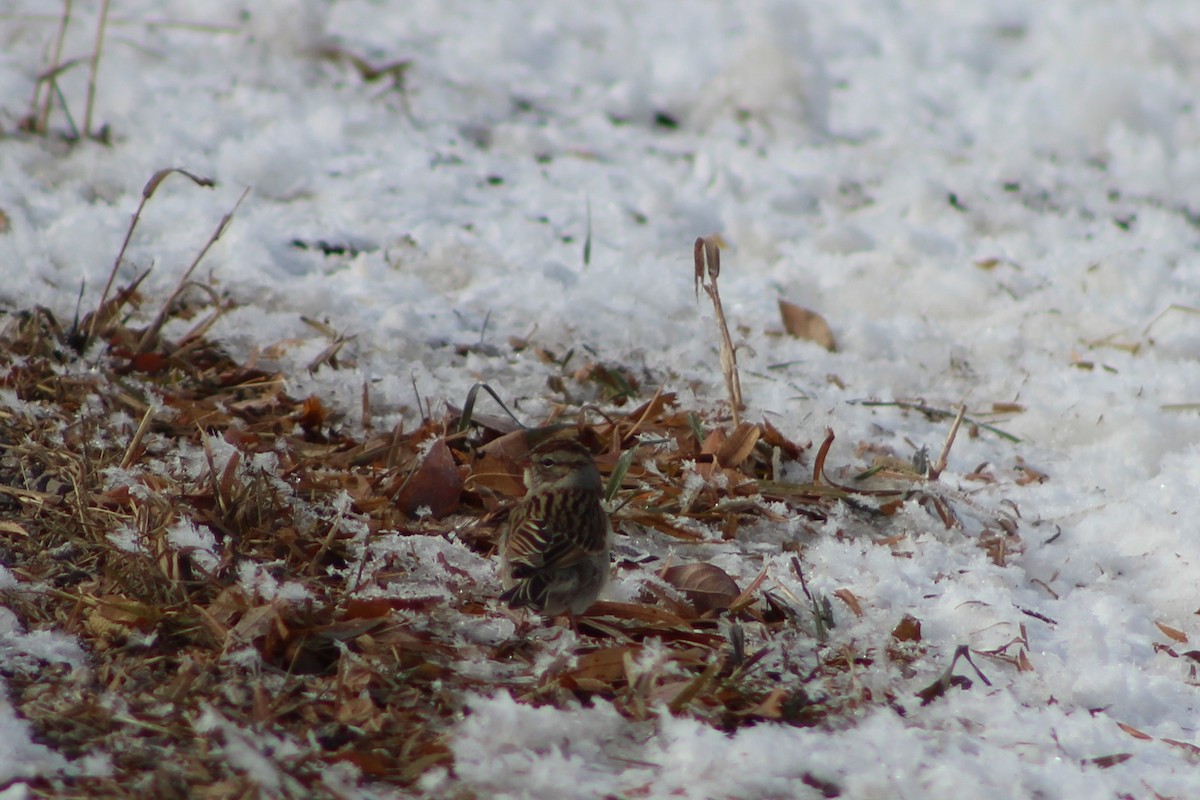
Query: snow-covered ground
[[4, 1, 1200, 797]]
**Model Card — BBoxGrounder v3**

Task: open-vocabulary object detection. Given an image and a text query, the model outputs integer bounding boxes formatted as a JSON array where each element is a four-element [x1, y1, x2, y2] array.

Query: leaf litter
[[0, 259, 1049, 797]]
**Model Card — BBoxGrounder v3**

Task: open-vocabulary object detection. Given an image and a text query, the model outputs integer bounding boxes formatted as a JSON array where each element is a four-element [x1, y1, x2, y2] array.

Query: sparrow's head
[[525, 437, 601, 492]]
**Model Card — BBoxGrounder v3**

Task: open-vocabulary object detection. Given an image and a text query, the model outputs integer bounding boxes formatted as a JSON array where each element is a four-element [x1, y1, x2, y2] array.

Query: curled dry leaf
[[778, 298, 836, 351], [395, 438, 463, 518], [586, 600, 695, 630], [466, 452, 525, 497], [1117, 722, 1152, 740], [760, 417, 805, 461], [891, 614, 922, 642], [832, 588, 863, 617], [563, 645, 637, 685], [1156, 621, 1188, 644], [715, 422, 761, 468], [661, 562, 741, 614]]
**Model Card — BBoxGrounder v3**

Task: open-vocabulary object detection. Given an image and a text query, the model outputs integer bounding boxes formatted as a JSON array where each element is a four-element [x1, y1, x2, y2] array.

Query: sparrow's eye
[[539, 457, 555, 468]]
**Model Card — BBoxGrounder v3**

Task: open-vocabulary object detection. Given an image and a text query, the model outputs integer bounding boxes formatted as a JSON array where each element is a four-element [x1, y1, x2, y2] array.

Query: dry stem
[[87, 167, 216, 349], [82, 0, 111, 139], [136, 185, 246, 353], [34, 0, 74, 132], [693, 236, 743, 425]]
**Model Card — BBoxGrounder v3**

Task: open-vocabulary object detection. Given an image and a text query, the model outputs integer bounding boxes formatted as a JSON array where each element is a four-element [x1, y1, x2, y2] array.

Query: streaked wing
[[504, 488, 606, 577]]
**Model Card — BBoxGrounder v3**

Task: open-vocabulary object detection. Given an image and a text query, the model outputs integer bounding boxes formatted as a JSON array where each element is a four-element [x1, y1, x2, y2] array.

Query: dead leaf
[[564, 646, 640, 684], [1117, 722, 1152, 740], [832, 588, 863, 617], [778, 299, 836, 351], [729, 564, 770, 612], [342, 598, 398, 620], [466, 452, 525, 497], [128, 351, 169, 373], [1156, 621, 1188, 644], [335, 750, 394, 776], [661, 563, 741, 614], [699, 427, 726, 458], [394, 439, 463, 518], [1162, 738, 1200, 757], [586, 601, 694, 630], [748, 686, 788, 719], [1014, 456, 1049, 486], [295, 394, 329, 430], [715, 422, 761, 468], [891, 614, 922, 642], [759, 416, 805, 460]]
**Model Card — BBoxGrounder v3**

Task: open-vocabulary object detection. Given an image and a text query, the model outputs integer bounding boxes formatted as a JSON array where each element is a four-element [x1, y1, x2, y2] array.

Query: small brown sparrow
[[499, 437, 611, 617]]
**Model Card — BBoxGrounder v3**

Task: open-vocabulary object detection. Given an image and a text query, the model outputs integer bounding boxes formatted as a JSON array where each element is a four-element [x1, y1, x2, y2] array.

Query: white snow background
[[3, 0, 1200, 797]]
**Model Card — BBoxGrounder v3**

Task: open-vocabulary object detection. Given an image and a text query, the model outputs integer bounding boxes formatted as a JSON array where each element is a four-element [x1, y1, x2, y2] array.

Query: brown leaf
[[715, 422, 761, 468], [1089, 753, 1132, 769], [832, 588, 863, 617], [1014, 456, 1049, 485], [1117, 721, 1152, 740], [891, 614, 922, 642], [778, 299, 836, 351], [395, 439, 463, 518], [564, 646, 640, 683], [748, 686, 788, 719], [478, 428, 535, 460], [623, 390, 678, 425], [1162, 738, 1200, 757], [586, 601, 694, 630], [335, 750, 394, 776], [699, 427, 726, 457], [466, 452, 525, 497], [661, 563, 741, 614], [760, 417, 805, 461], [128, 351, 169, 373], [624, 511, 706, 541], [729, 564, 770, 612], [342, 598, 399, 620], [295, 394, 329, 430], [1156, 621, 1189, 643]]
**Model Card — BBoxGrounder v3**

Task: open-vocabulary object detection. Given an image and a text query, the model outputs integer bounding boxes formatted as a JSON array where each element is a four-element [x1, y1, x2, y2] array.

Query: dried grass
[[0, 204, 1040, 797]]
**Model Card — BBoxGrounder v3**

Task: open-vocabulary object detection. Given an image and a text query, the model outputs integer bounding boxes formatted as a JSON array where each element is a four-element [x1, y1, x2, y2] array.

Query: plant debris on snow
[[0, 254, 1046, 797]]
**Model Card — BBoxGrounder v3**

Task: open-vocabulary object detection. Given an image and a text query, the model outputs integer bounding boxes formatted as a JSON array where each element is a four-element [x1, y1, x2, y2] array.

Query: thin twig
[[854, 400, 1020, 443], [694, 237, 742, 425], [927, 403, 966, 480], [88, 168, 216, 350], [583, 195, 592, 267], [136, 185, 247, 353], [82, 0, 111, 139], [35, 0, 74, 133], [120, 405, 156, 469]]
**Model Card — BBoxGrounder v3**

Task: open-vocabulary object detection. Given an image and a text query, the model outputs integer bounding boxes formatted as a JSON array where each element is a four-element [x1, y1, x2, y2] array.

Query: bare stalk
[[136, 186, 249, 353], [82, 0, 111, 139], [34, 0, 74, 133], [87, 167, 216, 349], [693, 236, 742, 425], [927, 403, 967, 480]]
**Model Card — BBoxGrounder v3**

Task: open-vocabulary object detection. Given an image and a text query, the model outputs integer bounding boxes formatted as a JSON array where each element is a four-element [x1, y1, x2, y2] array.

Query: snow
[[4, 0, 1200, 797]]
